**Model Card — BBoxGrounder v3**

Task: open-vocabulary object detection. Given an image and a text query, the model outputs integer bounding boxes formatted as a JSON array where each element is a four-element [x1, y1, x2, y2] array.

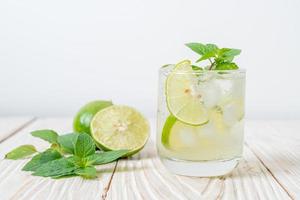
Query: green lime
[[73, 100, 113, 135], [90, 105, 150, 156], [166, 60, 209, 125], [161, 115, 177, 146], [161, 115, 202, 149]]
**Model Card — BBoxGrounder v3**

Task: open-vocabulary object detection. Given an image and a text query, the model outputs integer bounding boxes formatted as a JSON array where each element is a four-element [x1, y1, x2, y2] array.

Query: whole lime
[[73, 100, 113, 135]]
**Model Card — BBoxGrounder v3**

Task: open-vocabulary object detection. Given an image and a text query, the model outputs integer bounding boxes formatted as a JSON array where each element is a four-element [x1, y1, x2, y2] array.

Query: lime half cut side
[[90, 105, 150, 156], [166, 60, 209, 125]]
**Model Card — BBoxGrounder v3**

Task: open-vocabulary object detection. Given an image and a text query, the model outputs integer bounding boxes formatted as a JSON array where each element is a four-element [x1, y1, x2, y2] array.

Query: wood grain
[[246, 120, 300, 199], [0, 118, 297, 199], [0, 117, 34, 143], [0, 118, 116, 200], [106, 140, 291, 200]]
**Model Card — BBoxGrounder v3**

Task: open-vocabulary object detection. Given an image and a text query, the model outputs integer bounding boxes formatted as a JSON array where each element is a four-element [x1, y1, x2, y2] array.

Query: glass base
[[160, 157, 240, 177]]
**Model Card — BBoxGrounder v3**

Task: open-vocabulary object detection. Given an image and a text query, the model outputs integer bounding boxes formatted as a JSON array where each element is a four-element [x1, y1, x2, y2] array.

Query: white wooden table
[[0, 118, 299, 200]]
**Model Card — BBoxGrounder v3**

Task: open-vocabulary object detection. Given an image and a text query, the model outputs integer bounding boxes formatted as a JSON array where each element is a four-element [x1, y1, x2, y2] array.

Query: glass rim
[[159, 66, 246, 75]]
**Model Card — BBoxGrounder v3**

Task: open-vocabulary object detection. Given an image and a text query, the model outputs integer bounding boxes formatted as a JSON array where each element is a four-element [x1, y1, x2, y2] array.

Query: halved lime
[[90, 105, 150, 156], [166, 60, 209, 125], [73, 100, 113, 135]]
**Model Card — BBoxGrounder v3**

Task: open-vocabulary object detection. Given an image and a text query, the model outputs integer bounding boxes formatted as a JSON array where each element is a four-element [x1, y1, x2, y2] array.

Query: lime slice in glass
[[90, 105, 150, 156], [161, 115, 201, 149], [161, 115, 177, 146], [166, 60, 209, 125]]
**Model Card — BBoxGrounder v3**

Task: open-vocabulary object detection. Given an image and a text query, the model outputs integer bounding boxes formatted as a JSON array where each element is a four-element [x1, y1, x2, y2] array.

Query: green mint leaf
[[57, 133, 79, 154], [51, 173, 77, 179], [50, 143, 64, 154], [32, 157, 77, 177], [196, 51, 216, 62], [74, 133, 95, 158], [216, 48, 232, 62], [186, 42, 241, 71], [31, 129, 58, 144], [222, 48, 241, 57], [75, 166, 97, 179], [22, 149, 62, 171], [85, 150, 129, 166], [196, 44, 219, 62], [205, 44, 219, 52], [68, 155, 86, 167], [215, 62, 239, 70], [185, 43, 207, 55], [191, 65, 203, 71], [5, 145, 37, 160], [218, 48, 241, 62], [217, 48, 231, 55]]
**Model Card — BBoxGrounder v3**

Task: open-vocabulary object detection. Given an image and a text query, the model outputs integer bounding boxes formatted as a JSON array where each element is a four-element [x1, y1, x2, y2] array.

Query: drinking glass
[[156, 65, 246, 176]]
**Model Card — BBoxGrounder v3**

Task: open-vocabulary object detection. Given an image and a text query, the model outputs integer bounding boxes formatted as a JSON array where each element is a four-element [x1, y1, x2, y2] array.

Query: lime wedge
[[166, 60, 209, 125], [161, 115, 177, 146], [161, 115, 201, 149], [90, 105, 150, 156]]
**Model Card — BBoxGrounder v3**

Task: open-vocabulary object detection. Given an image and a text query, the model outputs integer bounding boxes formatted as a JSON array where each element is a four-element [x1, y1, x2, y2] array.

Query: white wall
[[0, 0, 299, 119]]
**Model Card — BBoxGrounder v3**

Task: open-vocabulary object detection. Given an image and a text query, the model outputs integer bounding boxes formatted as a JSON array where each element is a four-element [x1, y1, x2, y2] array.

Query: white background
[[0, 0, 299, 119]]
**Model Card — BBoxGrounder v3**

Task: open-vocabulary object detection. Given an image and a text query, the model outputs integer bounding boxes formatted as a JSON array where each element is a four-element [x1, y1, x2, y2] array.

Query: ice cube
[[178, 127, 198, 146], [223, 101, 240, 127], [198, 122, 215, 137], [231, 78, 245, 99], [199, 80, 222, 108]]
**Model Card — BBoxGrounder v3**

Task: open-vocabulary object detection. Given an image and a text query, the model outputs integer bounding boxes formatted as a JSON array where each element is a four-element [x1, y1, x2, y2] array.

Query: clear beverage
[[156, 64, 246, 176]]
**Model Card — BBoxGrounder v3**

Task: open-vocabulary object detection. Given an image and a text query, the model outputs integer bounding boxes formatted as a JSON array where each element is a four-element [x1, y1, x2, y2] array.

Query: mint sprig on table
[[5, 130, 129, 179], [185, 42, 241, 70]]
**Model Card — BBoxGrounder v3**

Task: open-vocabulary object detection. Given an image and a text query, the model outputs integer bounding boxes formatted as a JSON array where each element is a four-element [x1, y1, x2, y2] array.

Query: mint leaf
[[85, 150, 129, 166], [52, 173, 77, 179], [69, 155, 86, 167], [32, 157, 77, 177], [215, 62, 239, 70], [186, 42, 241, 70], [74, 133, 95, 158], [205, 44, 218, 52], [191, 65, 203, 71], [31, 129, 58, 144], [22, 149, 62, 171], [218, 48, 241, 62], [196, 51, 216, 62], [222, 48, 241, 57], [50, 143, 64, 154], [196, 44, 219, 62], [185, 43, 207, 55], [57, 133, 79, 154], [5, 145, 37, 160], [75, 166, 97, 179]]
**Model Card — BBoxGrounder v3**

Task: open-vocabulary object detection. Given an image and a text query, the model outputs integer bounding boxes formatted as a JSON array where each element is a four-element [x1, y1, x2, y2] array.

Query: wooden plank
[[246, 120, 300, 199], [0, 118, 295, 199], [106, 140, 291, 199], [0, 118, 116, 200], [0, 117, 34, 143]]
